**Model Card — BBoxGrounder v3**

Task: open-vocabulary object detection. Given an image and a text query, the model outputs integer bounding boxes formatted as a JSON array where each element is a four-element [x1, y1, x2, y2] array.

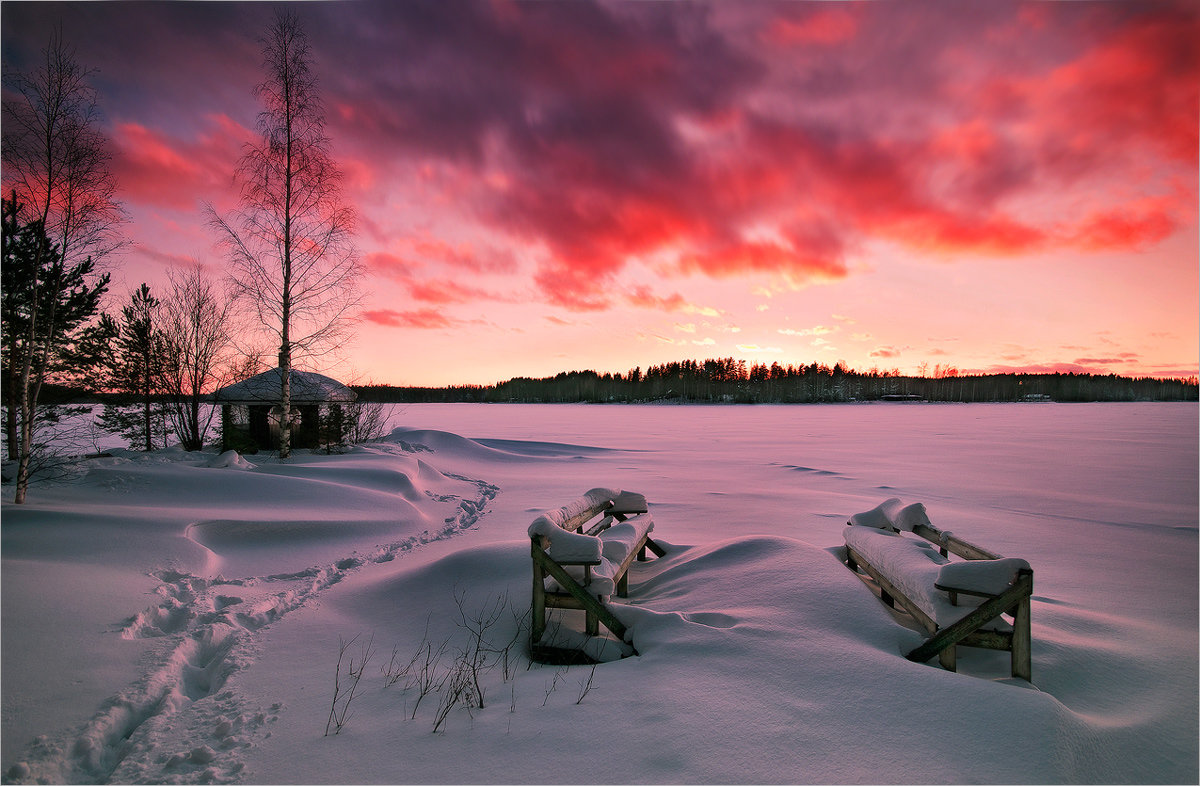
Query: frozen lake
[[383, 401, 1198, 538]]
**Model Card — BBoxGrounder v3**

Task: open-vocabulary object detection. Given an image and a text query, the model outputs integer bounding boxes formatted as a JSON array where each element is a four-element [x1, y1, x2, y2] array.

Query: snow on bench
[[528, 488, 665, 663], [842, 498, 1033, 681]]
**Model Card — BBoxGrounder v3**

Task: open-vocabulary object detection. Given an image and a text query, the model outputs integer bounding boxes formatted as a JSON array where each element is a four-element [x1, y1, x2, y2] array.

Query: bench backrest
[[532, 487, 620, 536], [849, 498, 1002, 562], [911, 523, 1001, 561]]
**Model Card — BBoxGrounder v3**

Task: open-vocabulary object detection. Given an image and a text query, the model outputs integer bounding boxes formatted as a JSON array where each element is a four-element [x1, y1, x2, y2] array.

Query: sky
[[2, 0, 1197, 387]]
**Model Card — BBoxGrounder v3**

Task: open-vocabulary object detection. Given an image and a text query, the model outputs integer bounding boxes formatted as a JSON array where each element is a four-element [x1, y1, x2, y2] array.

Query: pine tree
[[100, 285, 168, 451], [1, 191, 111, 483]]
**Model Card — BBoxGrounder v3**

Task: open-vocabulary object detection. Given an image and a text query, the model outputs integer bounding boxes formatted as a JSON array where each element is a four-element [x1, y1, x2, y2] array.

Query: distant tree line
[[352, 358, 1199, 405]]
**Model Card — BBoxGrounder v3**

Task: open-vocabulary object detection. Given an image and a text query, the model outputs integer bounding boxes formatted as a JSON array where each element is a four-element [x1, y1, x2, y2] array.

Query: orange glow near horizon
[[3, 1, 1196, 387]]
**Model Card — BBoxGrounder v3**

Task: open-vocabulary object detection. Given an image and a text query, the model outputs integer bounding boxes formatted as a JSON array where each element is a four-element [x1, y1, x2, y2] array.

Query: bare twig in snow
[[324, 633, 375, 736], [575, 664, 598, 705]]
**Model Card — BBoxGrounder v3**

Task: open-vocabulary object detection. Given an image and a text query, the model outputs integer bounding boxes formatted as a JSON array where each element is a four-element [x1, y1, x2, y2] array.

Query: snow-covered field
[[2, 402, 1196, 784]]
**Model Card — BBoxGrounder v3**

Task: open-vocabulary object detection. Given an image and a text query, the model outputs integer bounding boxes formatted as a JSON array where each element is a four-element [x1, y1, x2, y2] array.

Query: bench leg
[[939, 644, 957, 672], [880, 588, 895, 608], [1011, 596, 1032, 681], [617, 571, 629, 598], [585, 608, 599, 636], [531, 544, 546, 644]]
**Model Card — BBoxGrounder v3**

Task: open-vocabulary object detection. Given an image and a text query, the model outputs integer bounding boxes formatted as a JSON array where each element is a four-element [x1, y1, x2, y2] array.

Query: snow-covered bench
[[529, 487, 665, 663], [842, 499, 1033, 681]]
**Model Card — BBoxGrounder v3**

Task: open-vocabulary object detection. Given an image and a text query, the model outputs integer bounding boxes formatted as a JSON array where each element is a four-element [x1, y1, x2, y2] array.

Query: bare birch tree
[[208, 9, 359, 458], [2, 27, 124, 502]]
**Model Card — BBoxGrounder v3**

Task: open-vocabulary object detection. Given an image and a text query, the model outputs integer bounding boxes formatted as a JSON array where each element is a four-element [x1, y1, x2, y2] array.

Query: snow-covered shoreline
[[3, 403, 1197, 783]]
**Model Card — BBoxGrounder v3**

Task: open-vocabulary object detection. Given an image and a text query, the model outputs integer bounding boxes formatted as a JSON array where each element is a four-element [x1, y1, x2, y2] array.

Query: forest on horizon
[[350, 358, 1200, 405]]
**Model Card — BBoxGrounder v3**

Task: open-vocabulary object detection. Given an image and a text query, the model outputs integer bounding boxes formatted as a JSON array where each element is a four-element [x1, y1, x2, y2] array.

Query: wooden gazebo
[[212, 367, 357, 453]]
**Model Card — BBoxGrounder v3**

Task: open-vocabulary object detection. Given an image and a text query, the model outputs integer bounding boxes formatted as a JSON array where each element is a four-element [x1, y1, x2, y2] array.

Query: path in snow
[[5, 456, 498, 785]]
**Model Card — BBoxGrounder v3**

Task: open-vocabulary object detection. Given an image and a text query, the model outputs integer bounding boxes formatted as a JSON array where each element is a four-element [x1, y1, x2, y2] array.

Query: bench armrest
[[933, 582, 996, 599], [529, 525, 603, 564], [935, 559, 1031, 596], [609, 491, 648, 516]]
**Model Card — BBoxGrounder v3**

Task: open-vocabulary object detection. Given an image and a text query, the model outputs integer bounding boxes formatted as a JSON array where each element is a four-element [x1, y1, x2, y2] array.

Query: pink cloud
[[362, 308, 453, 329], [410, 235, 516, 274], [627, 286, 687, 312], [979, 362, 1106, 375], [1069, 198, 1178, 251], [110, 114, 251, 211], [363, 251, 420, 281], [765, 7, 861, 47]]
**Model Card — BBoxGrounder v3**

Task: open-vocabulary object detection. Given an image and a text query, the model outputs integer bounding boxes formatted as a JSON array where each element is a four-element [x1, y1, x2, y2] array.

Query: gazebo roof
[[213, 367, 357, 405]]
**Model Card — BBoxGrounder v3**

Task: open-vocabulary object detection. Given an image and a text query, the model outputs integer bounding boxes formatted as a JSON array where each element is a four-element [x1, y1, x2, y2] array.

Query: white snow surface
[[848, 497, 904, 529], [2, 402, 1197, 784], [211, 368, 356, 404], [938, 557, 1032, 595], [847, 498, 930, 532], [528, 519, 602, 563]]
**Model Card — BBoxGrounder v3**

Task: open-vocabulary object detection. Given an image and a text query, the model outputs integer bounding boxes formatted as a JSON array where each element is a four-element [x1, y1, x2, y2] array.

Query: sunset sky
[[3, 1, 1197, 387]]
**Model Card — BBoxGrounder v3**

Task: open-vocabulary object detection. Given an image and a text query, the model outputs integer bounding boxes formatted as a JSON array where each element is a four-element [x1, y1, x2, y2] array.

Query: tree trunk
[[279, 49, 294, 461], [143, 346, 152, 451], [279, 344, 291, 458], [188, 394, 201, 451], [14, 365, 33, 504], [5, 387, 18, 462], [12, 235, 44, 504]]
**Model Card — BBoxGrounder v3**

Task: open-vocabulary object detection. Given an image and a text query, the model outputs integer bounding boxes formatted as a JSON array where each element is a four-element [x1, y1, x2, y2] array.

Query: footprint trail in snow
[[5, 470, 498, 785]]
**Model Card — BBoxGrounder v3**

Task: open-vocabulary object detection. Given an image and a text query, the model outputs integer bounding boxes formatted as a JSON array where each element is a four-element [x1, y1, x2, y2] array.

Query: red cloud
[[362, 308, 453, 329], [500, 185, 702, 309], [680, 240, 849, 280], [532, 266, 612, 312], [411, 235, 516, 274], [364, 246, 512, 307], [296, 2, 1195, 311], [626, 286, 687, 312], [110, 114, 251, 211], [1069, 198, 1177, 251], [407, 280, 467, 305], [407, 278, 510, 305], [364, 235, 516, 288], [363, 251, 419, 281], [37, 0, 1191, 320], [1040, 8, 1199, 166], [765, 7, 860, 46]]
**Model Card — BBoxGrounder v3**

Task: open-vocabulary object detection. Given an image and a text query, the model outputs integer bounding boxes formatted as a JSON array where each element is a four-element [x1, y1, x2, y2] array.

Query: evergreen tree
[[1, 191, 111, 477], [100, 285, 168, 451]]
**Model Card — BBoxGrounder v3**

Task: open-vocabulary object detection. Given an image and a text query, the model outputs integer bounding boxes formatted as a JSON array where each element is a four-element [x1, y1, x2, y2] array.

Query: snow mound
[[384, 426, 596, 462], [205, 450, 256, 470]]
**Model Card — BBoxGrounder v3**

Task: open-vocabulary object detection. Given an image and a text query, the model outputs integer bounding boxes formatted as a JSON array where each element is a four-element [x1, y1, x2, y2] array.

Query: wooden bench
[[529, 487, 666, 663], [842, 498, 1033, 681]]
